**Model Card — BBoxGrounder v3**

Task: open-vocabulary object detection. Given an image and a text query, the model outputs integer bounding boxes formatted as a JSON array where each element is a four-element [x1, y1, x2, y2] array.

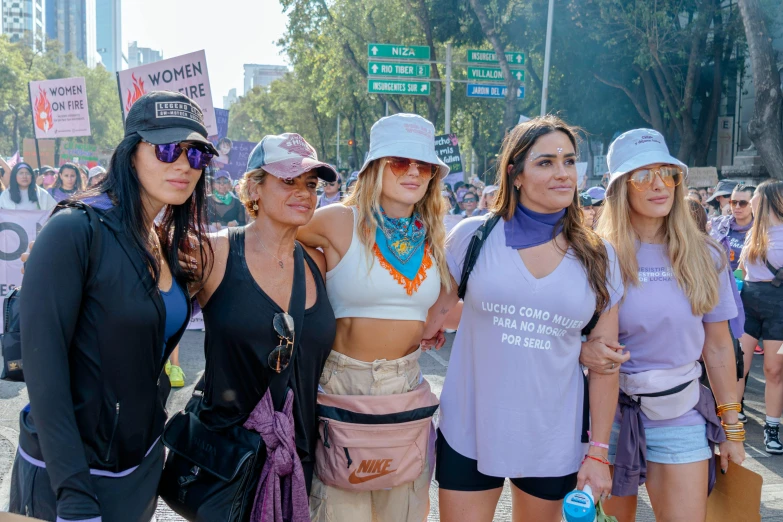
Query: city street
[[1, 332, 783, 520]]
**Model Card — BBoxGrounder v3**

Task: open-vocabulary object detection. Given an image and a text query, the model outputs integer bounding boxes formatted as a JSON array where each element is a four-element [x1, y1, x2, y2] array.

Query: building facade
[[127, 40, 162, 68], [223, 88, 238, 109], [45, 0, 97, 67], [243, 64, 287, 94], [95, 0, 121, 72], [2, 0, 47, 51]]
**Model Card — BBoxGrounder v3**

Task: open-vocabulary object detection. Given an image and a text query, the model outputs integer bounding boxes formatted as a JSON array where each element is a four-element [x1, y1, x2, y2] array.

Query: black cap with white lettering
[[124, 90, 217, 154]]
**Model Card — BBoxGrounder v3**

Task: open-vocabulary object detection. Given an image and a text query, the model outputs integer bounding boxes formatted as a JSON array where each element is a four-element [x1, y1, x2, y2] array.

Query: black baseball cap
[[579, 193, 593, 208], [124, 91, 218, 154], [707, 179, 739, 204]]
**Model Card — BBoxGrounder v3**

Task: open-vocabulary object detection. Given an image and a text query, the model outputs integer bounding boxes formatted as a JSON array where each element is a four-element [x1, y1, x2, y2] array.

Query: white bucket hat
[[606, 129, 687, 193], [357, 114, 450, 179]]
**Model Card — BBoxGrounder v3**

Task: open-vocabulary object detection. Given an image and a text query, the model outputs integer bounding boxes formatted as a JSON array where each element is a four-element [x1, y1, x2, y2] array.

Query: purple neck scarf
[[730, 216, 753, 234], [504, 202, 566, 250], [243, 389, 309, 522]]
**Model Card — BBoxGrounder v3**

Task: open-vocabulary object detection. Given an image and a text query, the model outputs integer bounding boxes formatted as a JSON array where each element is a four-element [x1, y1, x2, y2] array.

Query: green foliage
[[0, 36, 123, 155]]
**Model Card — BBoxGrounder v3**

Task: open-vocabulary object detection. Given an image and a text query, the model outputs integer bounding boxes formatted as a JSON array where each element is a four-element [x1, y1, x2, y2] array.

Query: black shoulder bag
[[457, 213, 600, 442], [766, 259, 783, 288], [1, 202, 103, 382], [159, 243, 306, 522]]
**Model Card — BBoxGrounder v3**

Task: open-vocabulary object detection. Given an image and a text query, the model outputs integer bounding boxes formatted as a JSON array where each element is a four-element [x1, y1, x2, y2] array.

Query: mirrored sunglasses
[[148, 142, 214, 170]]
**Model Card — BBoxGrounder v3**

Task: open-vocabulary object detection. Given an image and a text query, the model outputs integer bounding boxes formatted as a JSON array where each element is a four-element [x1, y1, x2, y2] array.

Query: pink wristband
[[590, 441, 610, 449]]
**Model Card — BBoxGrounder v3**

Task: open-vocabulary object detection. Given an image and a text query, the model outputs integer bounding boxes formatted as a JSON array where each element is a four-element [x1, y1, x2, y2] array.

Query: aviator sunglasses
[[388, 157, 437, 180], [730, 199, 750, 208], [269, 312, 295, 373], [627, 166, 683, 191], [147, 142, 214, 170]]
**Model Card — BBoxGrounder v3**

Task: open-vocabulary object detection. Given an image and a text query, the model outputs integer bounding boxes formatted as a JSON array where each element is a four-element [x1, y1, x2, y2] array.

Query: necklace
[[257, 235, 293, 269]]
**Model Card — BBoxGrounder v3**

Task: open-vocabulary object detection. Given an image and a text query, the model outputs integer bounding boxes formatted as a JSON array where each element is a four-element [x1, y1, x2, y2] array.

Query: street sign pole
[[541, 0, 555, 116], [445, 43, 452, 134], [336, 113, 341, 168]]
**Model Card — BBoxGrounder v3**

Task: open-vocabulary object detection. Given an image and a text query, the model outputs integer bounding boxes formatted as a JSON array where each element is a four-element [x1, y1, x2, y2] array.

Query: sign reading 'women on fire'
[[28, 77, 92, 139], [116, 50, 217, 136]]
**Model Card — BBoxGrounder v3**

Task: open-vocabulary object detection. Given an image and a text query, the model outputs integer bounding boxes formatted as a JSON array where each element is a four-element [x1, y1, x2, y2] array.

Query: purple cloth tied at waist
[[612, 383, 727, 497], [243, 388, 309, 522]]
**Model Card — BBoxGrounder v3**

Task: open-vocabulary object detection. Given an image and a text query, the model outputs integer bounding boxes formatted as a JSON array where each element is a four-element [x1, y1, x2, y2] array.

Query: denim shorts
[[607, 422, 712, 465]]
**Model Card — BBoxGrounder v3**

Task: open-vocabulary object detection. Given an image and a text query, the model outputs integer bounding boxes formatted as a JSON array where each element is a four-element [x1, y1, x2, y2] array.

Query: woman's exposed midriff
[[331, 317, 424, 362]]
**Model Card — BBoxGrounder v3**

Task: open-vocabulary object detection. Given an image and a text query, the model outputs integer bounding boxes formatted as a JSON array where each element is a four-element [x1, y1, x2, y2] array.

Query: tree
[[737, 0, 783, 179]]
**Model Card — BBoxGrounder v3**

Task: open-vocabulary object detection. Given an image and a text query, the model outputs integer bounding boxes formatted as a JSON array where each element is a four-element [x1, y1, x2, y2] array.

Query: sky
[[121, 0, 289, 108]]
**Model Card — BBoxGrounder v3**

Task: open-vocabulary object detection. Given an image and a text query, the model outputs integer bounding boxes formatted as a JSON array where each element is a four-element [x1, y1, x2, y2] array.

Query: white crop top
[[326, 207, 441, 321]]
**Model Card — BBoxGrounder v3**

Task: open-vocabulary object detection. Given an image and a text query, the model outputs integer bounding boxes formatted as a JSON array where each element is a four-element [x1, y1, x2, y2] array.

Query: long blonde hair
[[492, 115, 611, 313], [743, 179, 783, 265], [342, 158, 450, 290], [596, 175, 724, 315]]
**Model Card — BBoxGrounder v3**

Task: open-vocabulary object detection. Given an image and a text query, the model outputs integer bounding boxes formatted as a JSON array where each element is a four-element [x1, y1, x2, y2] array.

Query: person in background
[[706, 180, 738, 217], [211, 137, 232, 168], [207, 170, 246, 229], [688, 186, 701, 200], [698, 187, 709, 207], [49, 162, 83, 202], [460, 191, 479, 217], [598, 129, 744, 521], [78, 165, 89, 190], [687, 196, 708, 233], [580, 192, 597, 228], [0, 163, 57, 210], [317, 175, 342, 208], [738, 180, 783, 453], [87, 166, 107, 188], [711, 184, 755, 272], [40, 167, 57, 190], [344, 171, 359, 198], [475, 185, 498, 216], [443, 189, 463, 233], [8, 90, 213, 522], [585, 186, 606, 225]]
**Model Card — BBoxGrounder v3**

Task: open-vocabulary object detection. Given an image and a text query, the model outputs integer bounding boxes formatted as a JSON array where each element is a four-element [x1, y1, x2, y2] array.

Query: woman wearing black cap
[[9, 90, 216, 522], [0, 163, 58, 210]]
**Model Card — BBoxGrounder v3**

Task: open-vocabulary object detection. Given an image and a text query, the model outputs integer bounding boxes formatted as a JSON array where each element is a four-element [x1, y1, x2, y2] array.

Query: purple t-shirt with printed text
[[439, 216, 624, 478], [617, 242, 737, 428], [745, 224, 783, 282], [727, 227, 748, 272]]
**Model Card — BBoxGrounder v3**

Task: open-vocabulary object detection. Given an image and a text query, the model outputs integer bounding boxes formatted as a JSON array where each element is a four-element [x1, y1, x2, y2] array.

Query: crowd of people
[[4, 89, 782, 522]]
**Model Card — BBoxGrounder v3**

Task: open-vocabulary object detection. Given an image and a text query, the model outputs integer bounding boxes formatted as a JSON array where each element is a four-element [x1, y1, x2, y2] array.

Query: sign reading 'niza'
[[467, 67, 524, 82], [467, 49, 525, 67], [368, 43, 431, 60], [368, 79, 430, 96]]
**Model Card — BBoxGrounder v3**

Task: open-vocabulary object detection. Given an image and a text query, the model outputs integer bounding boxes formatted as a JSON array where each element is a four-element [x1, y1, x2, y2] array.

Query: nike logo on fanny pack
[[348, 459, 397, 484]]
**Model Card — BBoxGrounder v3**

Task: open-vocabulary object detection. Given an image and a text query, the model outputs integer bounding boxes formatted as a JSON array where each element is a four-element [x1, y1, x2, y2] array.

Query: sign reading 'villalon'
[[116, 50, 217, 135], [28, 77, 91, 139]]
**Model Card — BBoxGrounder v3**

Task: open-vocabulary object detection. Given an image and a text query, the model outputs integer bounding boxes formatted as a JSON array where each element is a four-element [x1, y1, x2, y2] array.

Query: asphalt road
[[2, 332, 783, 520]]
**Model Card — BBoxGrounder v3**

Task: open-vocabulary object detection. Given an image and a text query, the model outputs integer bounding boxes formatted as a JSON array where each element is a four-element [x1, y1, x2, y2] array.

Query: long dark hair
[[492, 115, 610, 313], [9, 163, 39, 204], [76, 134, 212, 287], [54, 162, 84, 192]]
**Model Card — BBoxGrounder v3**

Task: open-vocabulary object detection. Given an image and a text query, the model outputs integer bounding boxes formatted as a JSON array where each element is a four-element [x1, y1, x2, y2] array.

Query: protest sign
[[209, 108, 229, 144], [117, 50, 217, 135], [218, 140, 256, 179], [28, 77, 91, 139], [435, 134, 465, 187], [0, 210, 50, 330], [58, 140, 99, 167], [22, 138, 55, 169]]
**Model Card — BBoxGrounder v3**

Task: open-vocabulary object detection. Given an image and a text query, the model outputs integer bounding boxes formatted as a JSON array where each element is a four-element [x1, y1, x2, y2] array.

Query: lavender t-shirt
[[745, 224, 783, 282], [617, 242, 737, 428], [439, 216, 623, 478]]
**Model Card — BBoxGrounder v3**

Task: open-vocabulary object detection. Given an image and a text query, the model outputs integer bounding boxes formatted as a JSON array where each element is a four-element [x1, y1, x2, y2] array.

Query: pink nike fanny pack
[[315, 380, 439, 491]]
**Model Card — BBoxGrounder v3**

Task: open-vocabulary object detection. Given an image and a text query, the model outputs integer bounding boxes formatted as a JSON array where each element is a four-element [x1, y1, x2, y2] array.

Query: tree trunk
[[737, 0, 783, 179], [468, 0, 519, 129]]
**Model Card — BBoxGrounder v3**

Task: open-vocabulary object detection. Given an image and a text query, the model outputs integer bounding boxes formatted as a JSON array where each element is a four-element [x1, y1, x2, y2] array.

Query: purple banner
[[212, 140, 256, 179]]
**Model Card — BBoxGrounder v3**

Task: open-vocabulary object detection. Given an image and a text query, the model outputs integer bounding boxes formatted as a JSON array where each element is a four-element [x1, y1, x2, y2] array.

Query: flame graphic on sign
[[125, 73, 146, 112], [34, 86, 53, 134]]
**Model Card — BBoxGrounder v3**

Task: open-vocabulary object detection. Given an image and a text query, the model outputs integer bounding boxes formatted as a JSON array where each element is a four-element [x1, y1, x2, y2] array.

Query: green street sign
[[368, 43, 431, 60], [467, 67, 525, 82], [467, 49, 525, 67], [367, 79, 430, 96], [368, 61, 430, 78]]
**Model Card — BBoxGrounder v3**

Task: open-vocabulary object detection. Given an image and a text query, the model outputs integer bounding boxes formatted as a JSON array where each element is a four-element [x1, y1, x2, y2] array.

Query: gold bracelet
[[717, 403, 742, 416]]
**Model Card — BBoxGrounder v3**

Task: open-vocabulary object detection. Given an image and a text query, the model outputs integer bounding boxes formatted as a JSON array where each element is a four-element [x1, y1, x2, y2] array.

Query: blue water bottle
[[562, 484, 596, 522]]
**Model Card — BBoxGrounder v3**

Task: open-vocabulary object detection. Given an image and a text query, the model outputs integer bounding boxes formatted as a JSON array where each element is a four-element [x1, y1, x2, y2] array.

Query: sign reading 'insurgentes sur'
[[368, 79, 430, 96]]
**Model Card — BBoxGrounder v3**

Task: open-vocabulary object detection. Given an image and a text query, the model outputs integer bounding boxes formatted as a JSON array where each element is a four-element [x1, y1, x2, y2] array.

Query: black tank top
[[199, 226, 336, 463]]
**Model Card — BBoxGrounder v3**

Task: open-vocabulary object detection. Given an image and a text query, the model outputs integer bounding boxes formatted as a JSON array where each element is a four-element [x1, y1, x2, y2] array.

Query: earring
[[514, 183, 521, 190], [252, 202, 259, 211]]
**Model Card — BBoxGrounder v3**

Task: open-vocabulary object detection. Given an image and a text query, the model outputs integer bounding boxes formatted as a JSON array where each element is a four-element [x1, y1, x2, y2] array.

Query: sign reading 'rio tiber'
[[116, 49, 217, 135], [28, 77, 92, 139]]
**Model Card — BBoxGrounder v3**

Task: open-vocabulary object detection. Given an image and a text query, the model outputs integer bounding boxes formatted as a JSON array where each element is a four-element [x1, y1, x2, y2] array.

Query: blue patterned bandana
[[374, 208, 427, 281]]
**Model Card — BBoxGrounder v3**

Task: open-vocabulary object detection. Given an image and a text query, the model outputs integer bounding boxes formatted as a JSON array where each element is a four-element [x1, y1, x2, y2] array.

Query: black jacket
[[19, 201, 191, 520]]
